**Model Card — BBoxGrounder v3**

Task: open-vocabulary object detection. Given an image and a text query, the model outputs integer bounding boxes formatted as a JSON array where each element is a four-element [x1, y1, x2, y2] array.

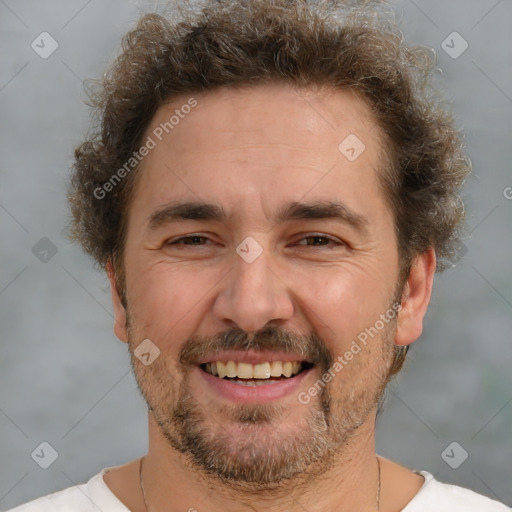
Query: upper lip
[[197, 350, 311, 366]]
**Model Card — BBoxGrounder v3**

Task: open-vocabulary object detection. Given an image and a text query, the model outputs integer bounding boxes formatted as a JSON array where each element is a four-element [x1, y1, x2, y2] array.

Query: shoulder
[[4, 467, 129, 512], [403, 471, 511, 512]]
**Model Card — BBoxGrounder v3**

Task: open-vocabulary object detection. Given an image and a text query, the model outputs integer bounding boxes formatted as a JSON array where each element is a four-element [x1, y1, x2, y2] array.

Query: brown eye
[[172, 236, 209, 245], [300, 236, 330, 246], [295, 234, 342, 247], [166, 235, 212, 247]]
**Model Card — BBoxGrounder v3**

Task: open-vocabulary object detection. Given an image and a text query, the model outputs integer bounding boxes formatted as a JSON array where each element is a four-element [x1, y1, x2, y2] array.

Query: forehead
[[146, 83, 381, 157], [129, 83, 389, 227]]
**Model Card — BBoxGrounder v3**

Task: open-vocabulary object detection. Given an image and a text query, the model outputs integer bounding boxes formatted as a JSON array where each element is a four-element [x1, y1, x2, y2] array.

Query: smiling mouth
[[200, 360, 314, 386]]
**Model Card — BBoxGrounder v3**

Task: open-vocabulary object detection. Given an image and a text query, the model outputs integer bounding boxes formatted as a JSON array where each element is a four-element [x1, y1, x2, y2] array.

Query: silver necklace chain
[[139, 455, 381, 511], [139, 456, 147, 512]]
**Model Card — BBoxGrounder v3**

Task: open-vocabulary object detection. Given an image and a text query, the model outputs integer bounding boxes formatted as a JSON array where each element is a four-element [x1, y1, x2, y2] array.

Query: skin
[[103, 83, 435, 511]]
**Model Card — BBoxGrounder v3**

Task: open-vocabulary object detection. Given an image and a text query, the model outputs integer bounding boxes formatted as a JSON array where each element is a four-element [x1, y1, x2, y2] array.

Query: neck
[[141, 413, 381, 512]]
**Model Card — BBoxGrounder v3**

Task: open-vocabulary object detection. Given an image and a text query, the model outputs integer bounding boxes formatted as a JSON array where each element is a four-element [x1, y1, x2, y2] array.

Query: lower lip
[[198, 366, 314, 403]]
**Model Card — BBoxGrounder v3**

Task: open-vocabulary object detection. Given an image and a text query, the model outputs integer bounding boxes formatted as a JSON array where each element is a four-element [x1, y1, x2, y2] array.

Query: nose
[[212, 246, 294, 333]]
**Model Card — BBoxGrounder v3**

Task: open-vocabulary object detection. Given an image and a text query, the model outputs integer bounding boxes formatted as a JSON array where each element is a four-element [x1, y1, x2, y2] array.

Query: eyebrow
[[274, 200, 368, 233], [147, 199, 369, 233], [147, 202, 227, 231]]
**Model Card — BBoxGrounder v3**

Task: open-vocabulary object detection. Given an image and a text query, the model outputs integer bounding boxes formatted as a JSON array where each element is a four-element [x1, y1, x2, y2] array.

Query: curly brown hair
[[68, 0, 471, 373]]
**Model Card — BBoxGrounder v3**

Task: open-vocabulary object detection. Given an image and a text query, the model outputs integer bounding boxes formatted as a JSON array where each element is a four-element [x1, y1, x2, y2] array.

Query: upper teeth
[[204, 361, 302, 379]]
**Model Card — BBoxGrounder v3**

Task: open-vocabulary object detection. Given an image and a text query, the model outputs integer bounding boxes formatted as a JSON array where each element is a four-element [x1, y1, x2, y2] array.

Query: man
[[9, 0, 510, 510]]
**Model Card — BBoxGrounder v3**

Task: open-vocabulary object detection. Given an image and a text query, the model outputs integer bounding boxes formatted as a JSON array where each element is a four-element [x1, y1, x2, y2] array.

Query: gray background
[[1, 0, 511, 509]]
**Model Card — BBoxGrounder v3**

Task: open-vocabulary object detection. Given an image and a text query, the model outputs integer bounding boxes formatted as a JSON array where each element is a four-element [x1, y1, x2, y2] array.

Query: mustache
[[179, 325, 333, 370]]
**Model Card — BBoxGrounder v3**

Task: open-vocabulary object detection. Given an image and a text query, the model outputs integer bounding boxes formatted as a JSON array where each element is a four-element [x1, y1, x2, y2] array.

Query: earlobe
[[394, 248, 436, 347], [106, 260, 128, 343]]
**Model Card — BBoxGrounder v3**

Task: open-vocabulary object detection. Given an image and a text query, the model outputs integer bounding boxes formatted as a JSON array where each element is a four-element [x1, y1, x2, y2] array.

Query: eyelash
[[166, 234, 343, 249]]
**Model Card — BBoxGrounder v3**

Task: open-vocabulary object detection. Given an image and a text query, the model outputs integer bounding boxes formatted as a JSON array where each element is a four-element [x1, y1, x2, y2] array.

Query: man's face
[[113, 84, 406, 486]]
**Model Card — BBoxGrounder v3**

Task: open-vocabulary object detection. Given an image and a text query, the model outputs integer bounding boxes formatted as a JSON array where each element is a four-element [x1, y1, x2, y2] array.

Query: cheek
[[296, 265, 393, 343], [124, 260, 211, 354]]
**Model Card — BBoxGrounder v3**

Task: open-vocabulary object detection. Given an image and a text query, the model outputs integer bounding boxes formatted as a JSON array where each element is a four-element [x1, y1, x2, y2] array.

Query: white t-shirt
[[5, 468, 511, 511]]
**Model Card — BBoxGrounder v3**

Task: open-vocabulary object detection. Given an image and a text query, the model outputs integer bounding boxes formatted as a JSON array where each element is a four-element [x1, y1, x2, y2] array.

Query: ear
[[394, 248, 436, 346], [106, 260, 128, 343]]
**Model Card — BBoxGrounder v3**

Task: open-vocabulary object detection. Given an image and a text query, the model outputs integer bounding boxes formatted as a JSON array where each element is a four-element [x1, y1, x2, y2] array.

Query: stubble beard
[[127, 312, 397, 490]]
